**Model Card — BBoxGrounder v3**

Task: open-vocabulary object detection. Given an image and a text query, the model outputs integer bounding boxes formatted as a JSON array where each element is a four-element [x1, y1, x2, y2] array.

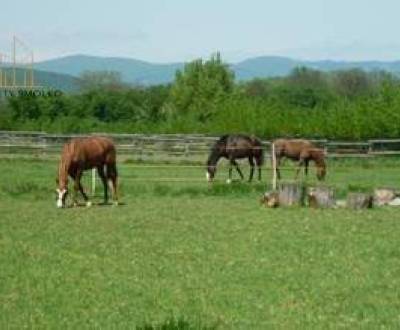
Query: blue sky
[[1, 0, 399, 62]]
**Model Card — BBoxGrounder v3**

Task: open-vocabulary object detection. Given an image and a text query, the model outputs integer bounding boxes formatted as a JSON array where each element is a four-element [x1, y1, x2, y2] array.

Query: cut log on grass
[[278, 182, 305, 207], [260, 191, 279, 208], [373, 188, 397, 206], [308, 186, 335, 208], [346, 193, 373, 209]]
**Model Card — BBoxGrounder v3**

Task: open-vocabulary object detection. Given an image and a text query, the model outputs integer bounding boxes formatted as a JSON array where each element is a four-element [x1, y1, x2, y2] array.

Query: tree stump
[[373, 188, 397, 206], [260, 191, 279, 208], [278, 182, 305, 207], [346, 193, 373, 210], [307, 186, 335, 208]]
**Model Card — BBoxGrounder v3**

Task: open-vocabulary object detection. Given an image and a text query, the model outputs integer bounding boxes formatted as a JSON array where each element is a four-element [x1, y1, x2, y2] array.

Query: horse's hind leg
[[304, 160, 309, 178], [97, 166, 108, 204], [275, 157, 282, 180], [248, 157, 255, 182], [106, 163, 119, 205], [255, 156, 262, 181]]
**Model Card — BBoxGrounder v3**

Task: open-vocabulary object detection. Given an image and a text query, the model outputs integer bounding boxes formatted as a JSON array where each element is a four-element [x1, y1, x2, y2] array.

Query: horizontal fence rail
[[0, 131, 400, 161]]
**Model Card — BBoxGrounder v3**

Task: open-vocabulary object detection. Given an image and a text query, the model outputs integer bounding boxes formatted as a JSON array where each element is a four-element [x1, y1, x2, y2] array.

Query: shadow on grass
[[148, 181, 266, 198], [136, 316, 217, 330], [1, 181, 51, 198]]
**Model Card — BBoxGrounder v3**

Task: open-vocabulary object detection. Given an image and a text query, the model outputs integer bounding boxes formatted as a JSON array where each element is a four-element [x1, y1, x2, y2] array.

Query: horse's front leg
[[295, 159, 305, 180], [75, 170, 90, 207], [72, 177, 80, 207], [232, 159, 244, 180], [227, 162, 233, 184], [78, 181, 91, 206]]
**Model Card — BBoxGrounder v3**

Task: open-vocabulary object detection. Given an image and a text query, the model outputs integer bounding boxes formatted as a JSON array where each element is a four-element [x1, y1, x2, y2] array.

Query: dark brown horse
[[206, 134, 264, 183], [273, 139, 326, 181], [56, 136, 118, 208]]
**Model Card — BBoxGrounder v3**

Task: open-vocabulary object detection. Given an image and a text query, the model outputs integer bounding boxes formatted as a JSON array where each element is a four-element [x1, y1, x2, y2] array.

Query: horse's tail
[[105, 143, 118, 180]]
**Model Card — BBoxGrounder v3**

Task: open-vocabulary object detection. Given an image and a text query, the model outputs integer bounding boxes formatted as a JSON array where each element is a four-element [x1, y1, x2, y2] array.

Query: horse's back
[[225, 134, 263, 158], [63, 137, 116, 167], [274, 139, 315, 159]]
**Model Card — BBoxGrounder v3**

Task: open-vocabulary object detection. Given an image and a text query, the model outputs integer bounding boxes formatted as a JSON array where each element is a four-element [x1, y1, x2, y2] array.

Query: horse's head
[[316, 165, 326, 181], [206, 147, 221, 182], [315, 156, 327, 181], [56, 177, 68, 208], [310, 148, 326, 181], [206, 162, 217, 182]]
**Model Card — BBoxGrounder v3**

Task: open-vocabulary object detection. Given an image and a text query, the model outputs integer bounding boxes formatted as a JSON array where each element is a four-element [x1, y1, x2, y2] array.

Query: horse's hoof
[[113, 201, 119, 206], [226, 179, 232, 184], [86, 201, 92, 207]]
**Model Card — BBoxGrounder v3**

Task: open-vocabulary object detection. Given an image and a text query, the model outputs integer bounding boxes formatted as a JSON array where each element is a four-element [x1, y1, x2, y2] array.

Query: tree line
[[1, 53, 400, 140]]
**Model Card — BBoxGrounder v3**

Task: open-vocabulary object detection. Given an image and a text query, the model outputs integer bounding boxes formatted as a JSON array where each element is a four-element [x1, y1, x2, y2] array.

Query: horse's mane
[[207, 135, 228, 165], [310, 148, 326, 167], [217, 134, 230, 145], [58, 142, 75, 187]]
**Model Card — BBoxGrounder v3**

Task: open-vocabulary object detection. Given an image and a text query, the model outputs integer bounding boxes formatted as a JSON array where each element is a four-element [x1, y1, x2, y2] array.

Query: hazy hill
[[35, 55, 183, 85], [35, 54, 400, 86]]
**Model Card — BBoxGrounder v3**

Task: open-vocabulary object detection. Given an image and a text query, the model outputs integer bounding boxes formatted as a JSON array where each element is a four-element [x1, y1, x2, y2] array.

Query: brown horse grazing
[[56, 136, 118, 208], [206, 134, 264, 183], [273, 139, 326, 181]]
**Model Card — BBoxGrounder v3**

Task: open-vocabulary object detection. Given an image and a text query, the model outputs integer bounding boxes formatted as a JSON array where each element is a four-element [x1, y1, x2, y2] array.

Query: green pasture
[[1, 157, 400, 328]]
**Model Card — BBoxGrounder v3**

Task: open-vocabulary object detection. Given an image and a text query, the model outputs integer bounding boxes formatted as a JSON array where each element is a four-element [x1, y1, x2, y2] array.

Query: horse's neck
[[208, 151, 221, 166], [58, 157, 70, 188]]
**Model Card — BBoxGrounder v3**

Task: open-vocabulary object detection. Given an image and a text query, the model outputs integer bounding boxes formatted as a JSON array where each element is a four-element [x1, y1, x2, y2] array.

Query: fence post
[[91, 168, 96, 196], [184, 139, 189, 158], [271, 142, 277, 190]]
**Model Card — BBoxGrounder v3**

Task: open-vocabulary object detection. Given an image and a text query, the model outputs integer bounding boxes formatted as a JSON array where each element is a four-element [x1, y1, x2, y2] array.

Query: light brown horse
[[56, 136, 118, 208], [272, 139, 326, 181]]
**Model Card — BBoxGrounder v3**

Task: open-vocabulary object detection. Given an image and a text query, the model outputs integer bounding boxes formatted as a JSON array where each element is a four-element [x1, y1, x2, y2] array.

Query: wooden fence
[[0, 131, 400, 162]]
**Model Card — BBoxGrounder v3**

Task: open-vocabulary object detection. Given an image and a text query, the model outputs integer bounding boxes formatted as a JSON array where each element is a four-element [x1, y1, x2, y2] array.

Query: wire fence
[[2, 131, 400, 191], [1, 131, 400, 161]]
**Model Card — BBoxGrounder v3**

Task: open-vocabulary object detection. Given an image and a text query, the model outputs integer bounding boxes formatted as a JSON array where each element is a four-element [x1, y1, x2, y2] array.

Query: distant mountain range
[[31, 54, 400, 88]]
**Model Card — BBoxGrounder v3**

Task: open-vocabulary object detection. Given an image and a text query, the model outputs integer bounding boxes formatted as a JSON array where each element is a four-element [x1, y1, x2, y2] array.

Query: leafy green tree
[[332, 69, 372, 99], [288, 67, 326, 89], [167, 53, 235, 121]]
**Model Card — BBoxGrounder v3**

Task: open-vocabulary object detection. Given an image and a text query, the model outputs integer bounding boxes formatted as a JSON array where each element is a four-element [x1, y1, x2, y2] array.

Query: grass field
[[1, 157, 400, 328]]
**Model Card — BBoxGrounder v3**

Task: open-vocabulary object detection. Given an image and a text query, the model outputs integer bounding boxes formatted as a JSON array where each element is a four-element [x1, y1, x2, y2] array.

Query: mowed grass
[[1, 158, 400, 328]]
